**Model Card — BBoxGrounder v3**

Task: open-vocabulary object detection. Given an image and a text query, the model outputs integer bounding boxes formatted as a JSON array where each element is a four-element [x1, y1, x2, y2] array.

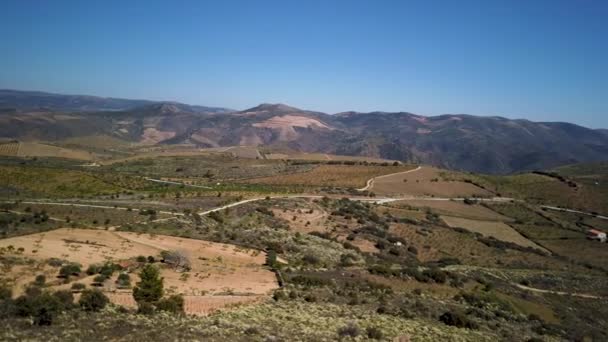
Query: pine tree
[[133, 264, 163, 304]]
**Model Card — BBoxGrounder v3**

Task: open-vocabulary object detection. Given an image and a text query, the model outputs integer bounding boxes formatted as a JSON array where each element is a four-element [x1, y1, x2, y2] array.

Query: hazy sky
[[1, 0, 606, 128]]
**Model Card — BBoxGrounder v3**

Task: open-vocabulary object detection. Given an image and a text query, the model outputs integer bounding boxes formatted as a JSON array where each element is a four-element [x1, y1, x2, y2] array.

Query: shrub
[[15, 292, 62, 326], [302, 254, 320, 265], [338, 322, 361, 338], [79, 289, 109, 312], [59, 263, 81, 278], [439, 310, 478, 329], [0, 285, 11, 300], [34, 274, 46, 286], [52, 290, 74, 309], [366, 326, 384, 339], [71, 283, 86, 291], [92, 275, 107, 286], [136, 255, 147, 263], [137, 301, 155, 315], [157, 295, 184, 314], [116, 273, 131, 288], [86, 264, 100, 275]]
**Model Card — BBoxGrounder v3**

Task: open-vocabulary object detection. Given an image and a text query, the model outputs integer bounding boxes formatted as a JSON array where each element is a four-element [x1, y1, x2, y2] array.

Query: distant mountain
[[1, 89, 607, 174], [0, 89, 231, 113]]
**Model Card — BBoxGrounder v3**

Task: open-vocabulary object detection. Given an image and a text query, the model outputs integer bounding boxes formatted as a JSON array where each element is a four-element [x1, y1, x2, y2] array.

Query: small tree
[[34, 275, 46, 287], [79, 289, 109, 312], [59, 263, 81, 279], [266, 250, 278, 268], [133, 264, 163, 304], [116, 273, 131, 289]]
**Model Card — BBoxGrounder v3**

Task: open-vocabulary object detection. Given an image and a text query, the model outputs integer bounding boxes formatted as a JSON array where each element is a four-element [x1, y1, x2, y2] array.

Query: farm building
[[587, 229, 607, 242]]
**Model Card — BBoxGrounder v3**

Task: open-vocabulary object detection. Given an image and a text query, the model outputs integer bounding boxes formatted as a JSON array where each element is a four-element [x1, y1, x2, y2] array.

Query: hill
[[0, 89, 231, 113], [1, 90, 607, 174]]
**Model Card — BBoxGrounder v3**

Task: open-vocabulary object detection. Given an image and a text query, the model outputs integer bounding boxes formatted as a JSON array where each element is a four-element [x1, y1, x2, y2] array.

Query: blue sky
[[1, 0, 606, 128]]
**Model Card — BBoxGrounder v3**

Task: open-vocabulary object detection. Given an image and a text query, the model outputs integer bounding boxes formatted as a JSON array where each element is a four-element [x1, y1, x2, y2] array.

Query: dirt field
[[370, 167, 492, 197], [441, 216, 547, 252], [272, 207, 329, 234], [0, 228, 277, 315], [246, 165, 415, 188], [391, 200, 512, 221]]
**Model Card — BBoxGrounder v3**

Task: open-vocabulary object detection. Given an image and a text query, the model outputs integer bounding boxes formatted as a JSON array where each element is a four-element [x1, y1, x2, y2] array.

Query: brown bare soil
[[370, 167, 492, 197], [0, 228, 277, 315], [272, 208, 329, 234], [140, 128, 176, 144]]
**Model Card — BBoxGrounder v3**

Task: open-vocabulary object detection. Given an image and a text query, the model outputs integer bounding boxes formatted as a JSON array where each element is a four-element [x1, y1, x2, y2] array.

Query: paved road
[[356, 166, 422, 191]]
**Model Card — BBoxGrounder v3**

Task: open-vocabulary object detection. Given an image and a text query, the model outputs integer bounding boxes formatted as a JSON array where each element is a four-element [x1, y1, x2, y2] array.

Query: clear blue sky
[[1, 0, 606, 128]]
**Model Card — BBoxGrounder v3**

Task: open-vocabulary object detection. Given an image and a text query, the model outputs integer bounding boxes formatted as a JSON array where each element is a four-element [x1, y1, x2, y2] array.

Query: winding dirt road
[[356, 165, 422, 191]]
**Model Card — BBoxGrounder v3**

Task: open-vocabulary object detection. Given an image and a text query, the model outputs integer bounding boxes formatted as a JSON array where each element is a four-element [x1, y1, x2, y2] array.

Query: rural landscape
[[1, 94, 608, 340], [2, 1, 607, 341]]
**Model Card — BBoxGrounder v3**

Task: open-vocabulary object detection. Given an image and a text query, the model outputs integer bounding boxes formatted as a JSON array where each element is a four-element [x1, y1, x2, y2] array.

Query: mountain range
[[1, 89, 607, 174]]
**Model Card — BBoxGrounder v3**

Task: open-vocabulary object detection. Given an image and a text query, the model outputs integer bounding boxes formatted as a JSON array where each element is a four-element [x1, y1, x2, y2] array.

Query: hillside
[[2, 154, 608, 341], [1, 90, 607, 174]]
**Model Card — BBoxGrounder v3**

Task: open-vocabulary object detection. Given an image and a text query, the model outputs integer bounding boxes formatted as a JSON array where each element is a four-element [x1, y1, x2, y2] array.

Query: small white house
[[588, 229, 607, 243]]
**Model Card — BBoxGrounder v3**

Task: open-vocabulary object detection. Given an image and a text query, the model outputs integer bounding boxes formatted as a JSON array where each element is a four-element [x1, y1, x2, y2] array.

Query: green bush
[[337, 322, 360, 338], [79, 289, 109, 312], [52, 290, 74, 309], [59, 263, 82, 278], [366, 326, 384, 339], [71, 283, 86, 291], [116, 273, 131, 288], [15, 292, 63, 326], [157, 295, 184, 314], [439, 310, 478, 329]]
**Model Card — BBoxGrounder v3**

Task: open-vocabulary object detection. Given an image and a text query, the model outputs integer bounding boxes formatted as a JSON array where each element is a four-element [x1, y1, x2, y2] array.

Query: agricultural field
[[391, 199, 512, 221], [103, 154, 312, 181], [0, 165, 124, 198], [441, 216, 548, 252], [245, 164, 414, 188], [2, 155, 608, 341], [0, 141, 95, 160], [370, 167, 493, 197], [0, 228, 277, 315]]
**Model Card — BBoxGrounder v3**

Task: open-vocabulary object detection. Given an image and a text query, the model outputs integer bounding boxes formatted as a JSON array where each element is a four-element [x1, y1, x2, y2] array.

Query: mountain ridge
[[1, 89, 607, 174]]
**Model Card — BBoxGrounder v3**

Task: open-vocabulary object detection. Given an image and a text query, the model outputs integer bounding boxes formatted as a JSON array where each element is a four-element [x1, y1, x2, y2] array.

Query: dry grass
[[0, 142, 93, 160], [370, 167, 492, 197], [392, 200, 512, 221], [246, 165, 414, 188], [441, 216, 547, 252]]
